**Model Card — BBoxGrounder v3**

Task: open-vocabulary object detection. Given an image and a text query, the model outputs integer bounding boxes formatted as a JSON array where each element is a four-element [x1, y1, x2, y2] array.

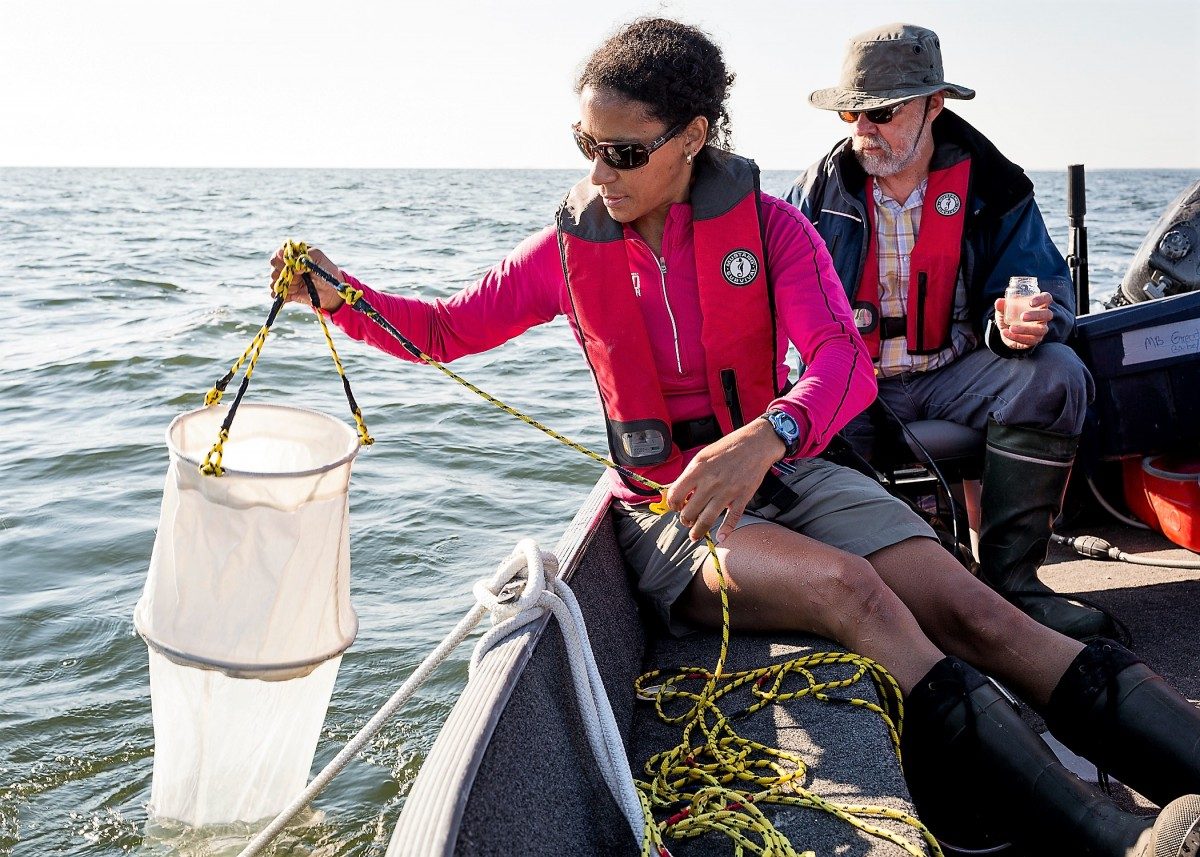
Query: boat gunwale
[[387, 475, 614, 856]]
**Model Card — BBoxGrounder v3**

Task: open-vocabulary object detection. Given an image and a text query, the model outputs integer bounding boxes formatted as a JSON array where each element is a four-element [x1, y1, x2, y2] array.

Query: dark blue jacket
[[784, 110, 1075, 356]]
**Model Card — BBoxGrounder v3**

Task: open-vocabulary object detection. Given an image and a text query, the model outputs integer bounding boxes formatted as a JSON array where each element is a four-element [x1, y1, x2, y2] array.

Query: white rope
[[470, 540, 645, 844], [236, 538, 643, 857]]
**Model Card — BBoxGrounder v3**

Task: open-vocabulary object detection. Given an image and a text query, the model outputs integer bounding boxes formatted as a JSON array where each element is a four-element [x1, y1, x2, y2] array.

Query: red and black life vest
[[853, 158, 971, 357], [555, 152, 778, 492]]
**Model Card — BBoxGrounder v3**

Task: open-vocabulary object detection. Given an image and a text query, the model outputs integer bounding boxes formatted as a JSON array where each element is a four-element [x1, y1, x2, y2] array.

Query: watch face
[[771, 411, 799, 442]]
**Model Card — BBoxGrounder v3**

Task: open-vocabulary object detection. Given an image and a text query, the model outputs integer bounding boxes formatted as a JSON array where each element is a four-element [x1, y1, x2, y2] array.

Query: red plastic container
[[1122, 458, 1160, 531], [1129, 455, 1200, 552]]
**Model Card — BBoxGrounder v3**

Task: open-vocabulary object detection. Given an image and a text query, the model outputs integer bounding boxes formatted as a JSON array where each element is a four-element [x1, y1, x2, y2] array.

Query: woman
[[274, 18, 1200, 857]]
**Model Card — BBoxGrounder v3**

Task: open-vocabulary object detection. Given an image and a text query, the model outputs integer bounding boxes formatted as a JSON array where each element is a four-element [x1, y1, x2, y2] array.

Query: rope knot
[[472, 538, 558, 624]]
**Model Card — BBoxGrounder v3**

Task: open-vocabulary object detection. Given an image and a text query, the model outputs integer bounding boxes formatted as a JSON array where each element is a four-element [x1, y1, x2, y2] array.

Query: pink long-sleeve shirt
[[330, 192, 877, 503]]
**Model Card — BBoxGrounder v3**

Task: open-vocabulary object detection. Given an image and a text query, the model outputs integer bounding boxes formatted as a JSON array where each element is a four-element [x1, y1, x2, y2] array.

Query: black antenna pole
[[1067, 164, 1090, 315]]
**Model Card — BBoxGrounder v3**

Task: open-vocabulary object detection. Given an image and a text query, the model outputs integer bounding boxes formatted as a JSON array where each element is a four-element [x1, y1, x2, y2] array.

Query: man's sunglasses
[[837, 99, 918, 125], [572, 122, 686, 170]]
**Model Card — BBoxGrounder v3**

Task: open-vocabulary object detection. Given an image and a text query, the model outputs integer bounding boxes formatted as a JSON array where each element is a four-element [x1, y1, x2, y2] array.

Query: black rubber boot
[[978, 420, 1113, 640], [1044, 639, 1200, 807], [902, 657, 1200, 856]]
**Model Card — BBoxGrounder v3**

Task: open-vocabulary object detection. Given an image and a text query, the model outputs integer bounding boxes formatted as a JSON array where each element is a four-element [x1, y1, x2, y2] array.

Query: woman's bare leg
[[864, 537, 1084, 706], [673, 522, 944, 693]]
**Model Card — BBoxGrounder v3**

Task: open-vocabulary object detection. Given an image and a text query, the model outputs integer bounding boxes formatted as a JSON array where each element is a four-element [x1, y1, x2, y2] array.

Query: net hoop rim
[[135, 613, 359, 681], [167, 403, 362, 479]]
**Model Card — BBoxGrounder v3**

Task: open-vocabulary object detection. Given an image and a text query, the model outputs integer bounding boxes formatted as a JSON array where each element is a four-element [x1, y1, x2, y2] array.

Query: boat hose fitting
[[1051, 533, 1200, 569]]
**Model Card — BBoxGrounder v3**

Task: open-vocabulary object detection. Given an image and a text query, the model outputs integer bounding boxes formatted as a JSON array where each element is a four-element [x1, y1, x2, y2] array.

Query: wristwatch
[[761, 410, 801, 458]]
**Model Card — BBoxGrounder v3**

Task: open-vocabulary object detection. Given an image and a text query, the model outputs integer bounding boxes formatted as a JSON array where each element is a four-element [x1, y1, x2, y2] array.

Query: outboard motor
[[1110, 180, 1200, 307]]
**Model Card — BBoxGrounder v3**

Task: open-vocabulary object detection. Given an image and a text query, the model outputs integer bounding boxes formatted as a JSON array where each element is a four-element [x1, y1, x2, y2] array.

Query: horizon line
[[3, 164, 1198, 173]]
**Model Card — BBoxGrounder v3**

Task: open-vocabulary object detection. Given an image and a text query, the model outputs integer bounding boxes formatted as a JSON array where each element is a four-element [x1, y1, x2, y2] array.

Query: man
[[786, 23, 1104, 640]]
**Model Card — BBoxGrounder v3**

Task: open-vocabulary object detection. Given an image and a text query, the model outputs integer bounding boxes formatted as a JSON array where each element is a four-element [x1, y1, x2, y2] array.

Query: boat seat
[[901, 419, 985, 478], [883, 419, 986, 561]]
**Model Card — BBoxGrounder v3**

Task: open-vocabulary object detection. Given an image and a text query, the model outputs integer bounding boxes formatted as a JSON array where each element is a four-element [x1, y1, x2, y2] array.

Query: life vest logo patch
[[934, 192, 962, 216], [722, 249, 759, 286]]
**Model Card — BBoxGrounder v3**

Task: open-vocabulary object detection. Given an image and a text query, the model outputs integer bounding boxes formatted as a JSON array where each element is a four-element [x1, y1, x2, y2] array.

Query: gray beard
[[852, 129, 923, 178]]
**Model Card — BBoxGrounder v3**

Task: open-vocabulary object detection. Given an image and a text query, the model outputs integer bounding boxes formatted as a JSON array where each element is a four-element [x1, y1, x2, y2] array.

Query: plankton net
[[134, 402, 360, 826]]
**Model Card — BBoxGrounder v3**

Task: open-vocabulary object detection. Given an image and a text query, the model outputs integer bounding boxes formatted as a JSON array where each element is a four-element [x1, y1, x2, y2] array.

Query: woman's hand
[[269, 245, 346, 313], [664, 418, 788, 544]]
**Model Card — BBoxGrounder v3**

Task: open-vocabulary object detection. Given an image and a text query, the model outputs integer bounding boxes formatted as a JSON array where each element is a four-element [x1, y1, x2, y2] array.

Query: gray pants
[[613, 457, 936, 636], [844, 343, 1095, 453]]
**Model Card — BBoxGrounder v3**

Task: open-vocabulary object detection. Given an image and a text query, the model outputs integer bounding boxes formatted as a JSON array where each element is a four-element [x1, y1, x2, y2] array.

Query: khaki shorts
[[612, 457, 937, 635]]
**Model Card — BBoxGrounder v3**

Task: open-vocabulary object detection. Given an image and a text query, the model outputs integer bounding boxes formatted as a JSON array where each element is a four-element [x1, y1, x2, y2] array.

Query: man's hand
[[663, 418, 789, 544], [994, 291, 1054, 350]]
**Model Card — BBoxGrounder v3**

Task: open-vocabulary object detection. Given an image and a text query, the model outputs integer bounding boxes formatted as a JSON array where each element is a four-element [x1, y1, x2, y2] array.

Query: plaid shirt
[[872, 179, 976, 377]]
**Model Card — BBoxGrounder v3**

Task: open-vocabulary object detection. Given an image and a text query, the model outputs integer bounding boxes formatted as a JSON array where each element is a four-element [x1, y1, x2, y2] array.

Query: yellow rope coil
[[632, 539, 938, 857]]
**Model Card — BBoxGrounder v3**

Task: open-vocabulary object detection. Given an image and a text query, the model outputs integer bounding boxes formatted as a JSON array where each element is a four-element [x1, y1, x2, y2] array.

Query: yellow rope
[[198, 322, 274, 476], [308, 292, 375, 446], [198, 242, 374, 473], [274, 241, 940, 856]]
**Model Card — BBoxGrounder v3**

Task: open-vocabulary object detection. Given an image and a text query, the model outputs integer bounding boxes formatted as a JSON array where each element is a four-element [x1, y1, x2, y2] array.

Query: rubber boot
[[978, 420, 1113, 640], [1043, 639, 1200, 807], [902, 657, 1200, 857]]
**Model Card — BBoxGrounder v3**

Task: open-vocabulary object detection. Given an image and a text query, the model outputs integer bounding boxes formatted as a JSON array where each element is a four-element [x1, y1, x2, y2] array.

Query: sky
[[2, 0, 1197, 170]]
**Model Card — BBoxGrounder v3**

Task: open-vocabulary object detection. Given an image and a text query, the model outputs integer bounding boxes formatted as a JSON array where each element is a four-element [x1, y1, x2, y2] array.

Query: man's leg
[[903, 343, 1106, 639], [863, 535, 1081, 703], [867, 535, 1200, 854]]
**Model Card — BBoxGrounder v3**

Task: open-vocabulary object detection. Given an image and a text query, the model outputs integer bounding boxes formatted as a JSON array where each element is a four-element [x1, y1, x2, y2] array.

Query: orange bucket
[[1137, 455, 1200, 552], [1122, 458, 1160, 531]]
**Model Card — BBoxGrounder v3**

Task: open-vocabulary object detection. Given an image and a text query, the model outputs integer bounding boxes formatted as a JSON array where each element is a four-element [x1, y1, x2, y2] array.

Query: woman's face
[[576, 85, 705, 228]]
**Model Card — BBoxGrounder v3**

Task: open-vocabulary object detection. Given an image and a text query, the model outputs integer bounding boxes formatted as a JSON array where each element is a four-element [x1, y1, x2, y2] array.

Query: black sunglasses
[[572, 122, 686, 170], [837, 98, 922, 125]]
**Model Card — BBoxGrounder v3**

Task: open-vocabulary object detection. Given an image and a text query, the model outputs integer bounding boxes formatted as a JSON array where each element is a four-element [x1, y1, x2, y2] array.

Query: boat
[[381, 175, 1200, 857]]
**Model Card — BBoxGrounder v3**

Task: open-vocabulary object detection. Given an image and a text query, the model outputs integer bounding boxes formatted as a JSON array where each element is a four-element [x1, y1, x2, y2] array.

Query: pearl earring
[[685, 152, 694, 165]]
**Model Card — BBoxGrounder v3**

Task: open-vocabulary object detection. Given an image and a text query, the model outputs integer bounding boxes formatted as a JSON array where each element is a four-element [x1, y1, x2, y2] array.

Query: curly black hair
[[575, 17, 735, 151]]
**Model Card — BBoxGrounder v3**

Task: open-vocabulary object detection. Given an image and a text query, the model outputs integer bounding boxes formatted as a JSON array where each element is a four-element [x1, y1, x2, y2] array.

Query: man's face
[[850, 95, 936, 178]]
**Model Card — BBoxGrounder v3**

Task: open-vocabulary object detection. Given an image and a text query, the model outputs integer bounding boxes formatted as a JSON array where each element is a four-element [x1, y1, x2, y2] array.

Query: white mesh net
[[145, 650, 342, 825], [135, 403, 360, 826]]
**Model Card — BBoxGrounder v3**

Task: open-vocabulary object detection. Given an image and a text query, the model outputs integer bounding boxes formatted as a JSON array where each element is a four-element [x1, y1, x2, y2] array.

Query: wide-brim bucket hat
[[810, 23, 975, 112]]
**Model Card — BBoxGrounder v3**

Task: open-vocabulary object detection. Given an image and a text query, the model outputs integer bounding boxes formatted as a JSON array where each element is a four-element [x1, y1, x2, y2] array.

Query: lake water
[[1, 166, 1195, 855]]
